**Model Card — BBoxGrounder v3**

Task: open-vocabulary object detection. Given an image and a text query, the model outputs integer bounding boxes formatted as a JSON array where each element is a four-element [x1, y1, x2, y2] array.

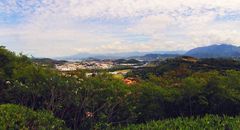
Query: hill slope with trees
[[1, 46, 240, 129]]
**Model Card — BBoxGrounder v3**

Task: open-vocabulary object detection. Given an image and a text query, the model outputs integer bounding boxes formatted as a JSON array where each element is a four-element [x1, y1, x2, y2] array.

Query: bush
[[120, 115, 240, 130], [0, 104, 67, 130]]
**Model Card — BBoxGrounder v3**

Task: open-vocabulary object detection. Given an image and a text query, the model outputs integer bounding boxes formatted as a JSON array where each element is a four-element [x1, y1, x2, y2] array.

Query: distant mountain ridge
[[57, 51, 185, 60], [56, 44, 240, 61], [185, 44, 240, 58], [129, 54, 181, 61]]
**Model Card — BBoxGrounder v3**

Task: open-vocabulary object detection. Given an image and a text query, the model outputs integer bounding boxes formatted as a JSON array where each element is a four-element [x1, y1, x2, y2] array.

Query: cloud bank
[[1, 0, 240, 57]]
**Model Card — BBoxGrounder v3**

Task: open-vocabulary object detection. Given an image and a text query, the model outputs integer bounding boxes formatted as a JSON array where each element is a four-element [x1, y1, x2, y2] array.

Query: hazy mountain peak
[[185, 44, 240, 58]]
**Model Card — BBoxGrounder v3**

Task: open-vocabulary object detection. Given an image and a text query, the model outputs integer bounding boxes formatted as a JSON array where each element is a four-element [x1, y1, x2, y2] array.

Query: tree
[[0, 104, 67, 129]]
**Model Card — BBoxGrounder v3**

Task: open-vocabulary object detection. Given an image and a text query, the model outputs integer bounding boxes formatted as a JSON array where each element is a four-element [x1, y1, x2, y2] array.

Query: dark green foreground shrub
[[0, 104, 67, 130], [120, 115, 240, 130]]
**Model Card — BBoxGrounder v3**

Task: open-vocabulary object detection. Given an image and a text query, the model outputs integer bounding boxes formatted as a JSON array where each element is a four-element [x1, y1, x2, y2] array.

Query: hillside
[[1, 47, 240, 129], [130, 56, 240, 79], [185, 44, 240, 58]]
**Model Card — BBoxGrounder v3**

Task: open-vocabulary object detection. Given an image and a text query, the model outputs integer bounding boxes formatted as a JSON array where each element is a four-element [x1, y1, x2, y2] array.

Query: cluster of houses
[[55, 60, 142, 86], [55, 61, 113, 71]]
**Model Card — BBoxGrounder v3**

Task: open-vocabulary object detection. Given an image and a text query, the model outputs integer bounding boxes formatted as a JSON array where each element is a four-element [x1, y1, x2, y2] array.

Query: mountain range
[[57, 44, 240, 61], [57, 51, 185, 61]]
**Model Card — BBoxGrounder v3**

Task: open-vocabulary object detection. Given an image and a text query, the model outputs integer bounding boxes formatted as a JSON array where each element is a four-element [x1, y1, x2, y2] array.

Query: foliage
[[131, 57, 240, 79], [0, 104, 67, 129], [1, 47, 240, 129], [119, 115, 240, 130], [0, 47, 137, 129]]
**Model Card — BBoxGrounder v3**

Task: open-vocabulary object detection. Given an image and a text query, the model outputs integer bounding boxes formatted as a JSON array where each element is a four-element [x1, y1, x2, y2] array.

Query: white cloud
[[3, 0, 240, 19], [1, 0, 240, 57], [127, 15, 173, 35]]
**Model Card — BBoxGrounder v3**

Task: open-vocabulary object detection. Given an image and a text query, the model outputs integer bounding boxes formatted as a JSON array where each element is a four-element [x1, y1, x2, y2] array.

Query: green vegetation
[[32, 58, 67, 68], [114, 59, 141, 64], [131, 56, 240, 79], [120, 115, 240, 130], [0, 104, 66, 129], [1, 46, 240, 129]]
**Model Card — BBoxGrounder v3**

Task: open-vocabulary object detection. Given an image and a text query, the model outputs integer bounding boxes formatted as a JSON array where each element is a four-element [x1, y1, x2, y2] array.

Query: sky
[[1, 0, 240, 57]]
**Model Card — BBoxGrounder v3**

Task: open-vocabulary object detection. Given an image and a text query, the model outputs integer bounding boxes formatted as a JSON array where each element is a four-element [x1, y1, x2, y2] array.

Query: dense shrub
[[0, 104, 67, 129], [120, 115, 240, 130], [121, 70, 240, 124]]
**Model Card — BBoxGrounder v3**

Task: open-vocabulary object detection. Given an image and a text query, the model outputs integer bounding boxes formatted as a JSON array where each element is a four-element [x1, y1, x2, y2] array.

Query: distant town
[[54, 58, 147, 71], [55, 60, 114, 71]]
